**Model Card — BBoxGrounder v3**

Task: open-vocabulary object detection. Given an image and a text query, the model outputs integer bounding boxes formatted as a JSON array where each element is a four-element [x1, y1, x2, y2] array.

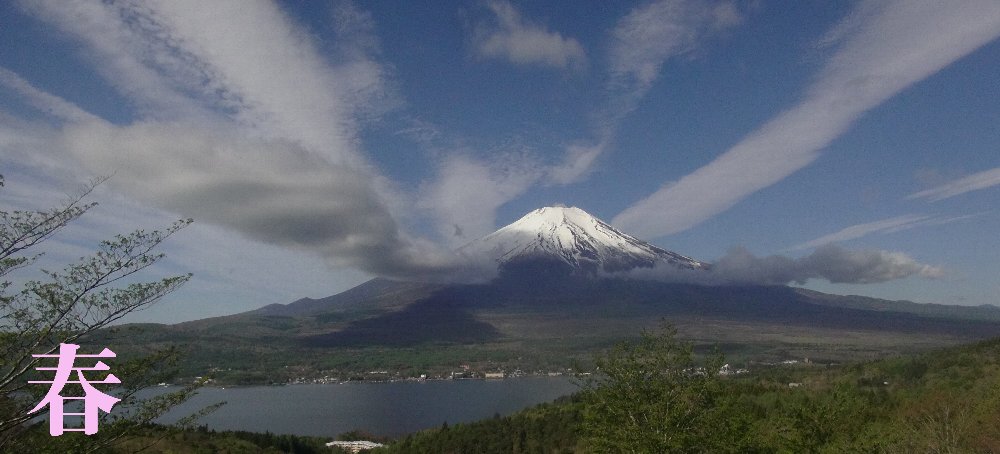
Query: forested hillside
[[377, 331, 1000, 453], [23, 331, 998, 453]]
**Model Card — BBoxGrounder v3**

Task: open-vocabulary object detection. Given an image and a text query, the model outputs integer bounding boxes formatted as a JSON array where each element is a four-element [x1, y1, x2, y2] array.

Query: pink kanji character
[[29, 343, 121, 436]]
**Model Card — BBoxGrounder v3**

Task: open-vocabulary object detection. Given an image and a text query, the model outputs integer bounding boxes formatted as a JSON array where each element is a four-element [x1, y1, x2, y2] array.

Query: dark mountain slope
[[301, 299, 501, 347], [290, 279, 1000, 349], [253, 278, 440, 317]]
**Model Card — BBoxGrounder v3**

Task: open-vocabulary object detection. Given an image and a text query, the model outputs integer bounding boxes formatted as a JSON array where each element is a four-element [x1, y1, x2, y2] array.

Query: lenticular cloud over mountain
[[57, 121, 467, 283]]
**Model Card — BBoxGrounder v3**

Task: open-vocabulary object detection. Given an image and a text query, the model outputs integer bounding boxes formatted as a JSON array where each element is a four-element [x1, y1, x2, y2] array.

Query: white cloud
[[419, 1, 742, 239], [431, 1, 741, 235], [472, 0, 586, 70], [0, 170, 373, 323], [8, 1, 467, 284], [549, 0, 741, 189], [0, 68, 100, 123], [0, 114, 79, 181], [19, 0, 564, 276], [328, 1, 402, 122], [119, 0, 369, 166], [789, 213, 982, 251], [789, 214, 931, 251], [607, 0, 740, 117], [421, 153, 544, 248], [720, 245, 944, 285], [907, 166, 1000, 202], [125, 221, 371, 323], [547, 140, 608, 185], [17, 0, 209, 121], [419, 136, 615, 245], [54, 120, 463, 281], [22, 0, 395, 167], [394, 117, 443, 146], [613, 0, 1000, 239], [611, 245, 943, 286]]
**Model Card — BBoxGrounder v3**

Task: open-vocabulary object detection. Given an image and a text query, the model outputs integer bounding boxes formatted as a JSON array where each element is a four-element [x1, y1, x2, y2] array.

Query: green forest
[[10, 327, 1000, 453], [376, 328, 1000, 453]]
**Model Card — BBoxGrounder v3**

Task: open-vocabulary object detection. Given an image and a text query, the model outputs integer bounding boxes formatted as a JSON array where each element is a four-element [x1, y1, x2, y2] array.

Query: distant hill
[[794, 288, 1000, 322]]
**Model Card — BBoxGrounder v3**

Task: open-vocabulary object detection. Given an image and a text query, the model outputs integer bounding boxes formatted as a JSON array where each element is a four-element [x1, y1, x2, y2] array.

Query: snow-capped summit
[[461, 206, 708, 276]]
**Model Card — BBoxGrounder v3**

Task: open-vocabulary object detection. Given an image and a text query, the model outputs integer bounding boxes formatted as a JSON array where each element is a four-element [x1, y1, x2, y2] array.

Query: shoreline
[[171, 373, 583, 389]]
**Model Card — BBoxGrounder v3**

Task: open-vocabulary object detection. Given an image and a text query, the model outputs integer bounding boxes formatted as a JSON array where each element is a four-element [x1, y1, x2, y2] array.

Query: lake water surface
[[158, 377, 578, 438]]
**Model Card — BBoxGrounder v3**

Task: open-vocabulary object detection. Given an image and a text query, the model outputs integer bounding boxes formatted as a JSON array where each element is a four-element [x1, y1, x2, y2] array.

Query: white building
[[326, 440, 385, 453]]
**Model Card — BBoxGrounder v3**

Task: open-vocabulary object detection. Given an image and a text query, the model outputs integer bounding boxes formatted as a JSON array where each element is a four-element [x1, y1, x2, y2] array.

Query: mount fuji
[[460, 206, 708, 279], [254, 205, 707, 318], [121, 206, 1000, 383]]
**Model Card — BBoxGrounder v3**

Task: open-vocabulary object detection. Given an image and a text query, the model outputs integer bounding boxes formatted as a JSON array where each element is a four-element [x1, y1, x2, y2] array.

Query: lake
[[157, 377, 578, 438]]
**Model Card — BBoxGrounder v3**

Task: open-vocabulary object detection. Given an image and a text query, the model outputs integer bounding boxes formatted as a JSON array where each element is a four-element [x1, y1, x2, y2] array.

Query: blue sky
[[1, 1, 999, 323]]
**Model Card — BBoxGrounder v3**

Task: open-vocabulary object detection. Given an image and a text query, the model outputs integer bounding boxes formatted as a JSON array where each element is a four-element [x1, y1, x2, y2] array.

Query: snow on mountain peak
[[460, 206, 708, 276]]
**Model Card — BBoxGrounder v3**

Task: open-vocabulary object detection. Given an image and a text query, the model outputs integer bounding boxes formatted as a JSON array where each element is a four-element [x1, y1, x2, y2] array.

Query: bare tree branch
[[0, 177, 203, 451]]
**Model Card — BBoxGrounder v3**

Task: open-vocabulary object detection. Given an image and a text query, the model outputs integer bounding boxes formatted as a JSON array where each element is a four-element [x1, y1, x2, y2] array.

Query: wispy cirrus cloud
[[421, 151, 545, 248], [0, 68, 100, 123], [551, 0, 741, 186], [546, 140, 609, 185], [16, 0, 209, 121], [21, 0, 398, 165], [613, 1, 1000, 239], [433, 0, 741, 237], [907, 166, 1000, 202], [122, 0, 379, 166], [472, 0, 586, 70], [789, 214, 931, 251], [607, 0, 740, 119], [538, 0, 742, 188], [6, 0, 467, 282], [789, 213, 982, 251], [414, 130, 608, 243]]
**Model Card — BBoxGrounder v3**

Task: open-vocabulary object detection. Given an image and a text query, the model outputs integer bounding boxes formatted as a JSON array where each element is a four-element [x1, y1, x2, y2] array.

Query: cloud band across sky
[[613, 0, 1000, 239], [6, 0, 472, 282], [908, 166, 1000, 202]]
